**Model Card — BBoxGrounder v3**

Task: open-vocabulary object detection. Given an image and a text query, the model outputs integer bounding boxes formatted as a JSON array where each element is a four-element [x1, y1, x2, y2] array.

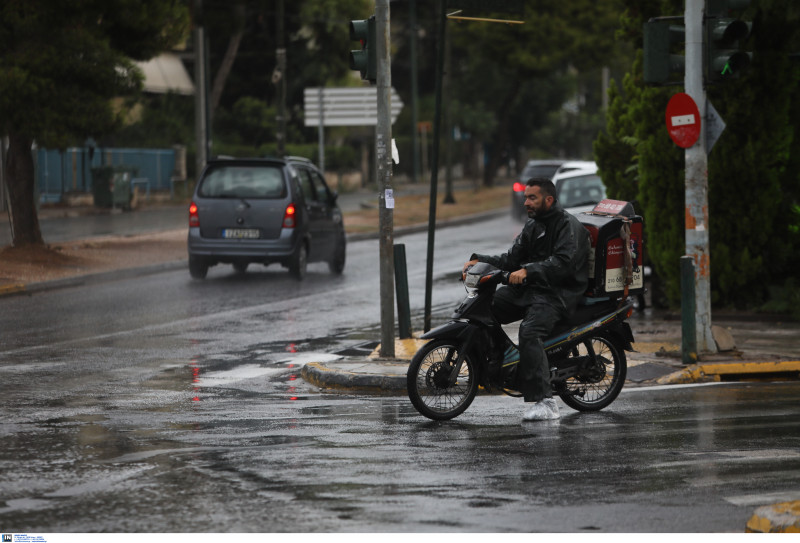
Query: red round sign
[[665, 93, 701, 148]]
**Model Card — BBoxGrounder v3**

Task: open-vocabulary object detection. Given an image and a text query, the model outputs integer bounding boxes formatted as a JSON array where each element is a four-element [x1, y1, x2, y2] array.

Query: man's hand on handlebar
[[508, 268, 528, 285]]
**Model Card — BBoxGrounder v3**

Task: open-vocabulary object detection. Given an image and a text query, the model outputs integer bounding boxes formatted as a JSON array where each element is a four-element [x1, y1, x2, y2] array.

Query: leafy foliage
[[0, 0, 189, 147], [594, 0, 800, 309], [445, 0, 626, 184]]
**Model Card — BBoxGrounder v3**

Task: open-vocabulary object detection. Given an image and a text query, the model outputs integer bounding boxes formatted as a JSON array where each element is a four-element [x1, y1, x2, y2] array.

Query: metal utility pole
[[193, 0, 207, 178], [684, 0, 716, 353], [376, 0, 395, 358], [409, 0, 421, 185], [423, 0, 447, 332], [275, 0, 287, 156]]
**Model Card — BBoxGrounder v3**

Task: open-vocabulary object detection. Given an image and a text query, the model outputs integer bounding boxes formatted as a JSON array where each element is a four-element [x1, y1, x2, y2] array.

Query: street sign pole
[[685, 0, 716, 354], [376, 0, 395, 358]]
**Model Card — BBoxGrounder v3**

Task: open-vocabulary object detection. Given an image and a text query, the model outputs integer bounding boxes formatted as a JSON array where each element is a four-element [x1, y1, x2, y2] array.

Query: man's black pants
[[491, 287, 566, 403]]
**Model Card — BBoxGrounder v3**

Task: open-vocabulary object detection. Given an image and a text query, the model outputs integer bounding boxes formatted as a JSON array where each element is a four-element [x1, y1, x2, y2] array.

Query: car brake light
[[512, 182, 526, 192], [283, 204, 296, 228], [189, 202, 199, 227]]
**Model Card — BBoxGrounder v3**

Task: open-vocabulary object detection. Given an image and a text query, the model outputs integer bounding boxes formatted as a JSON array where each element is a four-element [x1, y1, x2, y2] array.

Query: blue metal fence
[[35, 147, 176, 203]]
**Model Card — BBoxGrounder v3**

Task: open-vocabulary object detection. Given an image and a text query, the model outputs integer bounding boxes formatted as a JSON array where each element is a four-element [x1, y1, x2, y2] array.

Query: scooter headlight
[[464, 271, 481, 289]]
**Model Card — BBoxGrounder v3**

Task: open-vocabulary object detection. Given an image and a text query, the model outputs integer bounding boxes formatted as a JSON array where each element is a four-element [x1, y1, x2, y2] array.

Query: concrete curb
[[746, 501, 800, 533], [0, 260, 187, 298], [300, 338, 425, 393], [301, 360, 408, 393], [0, 283, 26, 296], [656, 360, 800, 385]]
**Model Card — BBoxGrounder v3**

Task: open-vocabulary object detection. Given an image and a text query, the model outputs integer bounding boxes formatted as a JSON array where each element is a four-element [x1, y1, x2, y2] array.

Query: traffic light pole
[[376, 0, 395, 358], [685, 0, 717, 353]]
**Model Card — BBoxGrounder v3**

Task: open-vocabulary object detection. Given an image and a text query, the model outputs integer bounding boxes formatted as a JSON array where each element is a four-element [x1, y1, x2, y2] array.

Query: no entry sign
[[665, 93, 701, 148]]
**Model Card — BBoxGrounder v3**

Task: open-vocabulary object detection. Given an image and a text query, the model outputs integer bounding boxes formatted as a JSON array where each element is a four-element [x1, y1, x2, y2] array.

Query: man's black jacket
[[472, 202, 590, 313]]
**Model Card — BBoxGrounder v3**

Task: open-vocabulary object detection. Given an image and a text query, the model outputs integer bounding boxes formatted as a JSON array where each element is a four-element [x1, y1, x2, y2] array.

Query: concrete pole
[[376, 0, 395, 358], [684, 0, 716, 353]]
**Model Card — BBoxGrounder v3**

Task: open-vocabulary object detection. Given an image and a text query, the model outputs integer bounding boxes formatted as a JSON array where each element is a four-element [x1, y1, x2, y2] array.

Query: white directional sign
[[303, 87, 404, 127]]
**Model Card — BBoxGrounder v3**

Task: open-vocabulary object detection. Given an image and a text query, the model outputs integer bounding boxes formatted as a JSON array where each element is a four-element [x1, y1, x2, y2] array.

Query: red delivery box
[[578, 199, 644, 299]]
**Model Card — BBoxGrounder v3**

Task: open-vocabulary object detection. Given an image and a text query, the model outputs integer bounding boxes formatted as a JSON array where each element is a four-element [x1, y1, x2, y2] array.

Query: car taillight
[[189, 202, 199, 227], [283, 203, 296, 228], [512, 182, 526, 193]]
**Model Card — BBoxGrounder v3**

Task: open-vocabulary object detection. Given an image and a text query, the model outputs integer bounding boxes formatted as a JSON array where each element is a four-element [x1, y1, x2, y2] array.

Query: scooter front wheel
[[407, 339, 479, 420]]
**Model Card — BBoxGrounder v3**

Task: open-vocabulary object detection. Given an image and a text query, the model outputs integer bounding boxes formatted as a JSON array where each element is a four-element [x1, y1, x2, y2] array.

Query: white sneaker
[[522, 398, 560, 421]]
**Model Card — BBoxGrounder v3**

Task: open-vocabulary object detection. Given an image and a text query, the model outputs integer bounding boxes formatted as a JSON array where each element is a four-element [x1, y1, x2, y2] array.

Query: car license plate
[[222, 228, 260, 239]]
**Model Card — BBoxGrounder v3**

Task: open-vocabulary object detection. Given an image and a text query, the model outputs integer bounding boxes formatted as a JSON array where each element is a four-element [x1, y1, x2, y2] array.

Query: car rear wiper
[[215, 192, 251, 207]]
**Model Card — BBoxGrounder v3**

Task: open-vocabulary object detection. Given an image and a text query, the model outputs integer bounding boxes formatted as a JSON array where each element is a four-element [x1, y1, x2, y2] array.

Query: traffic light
[[643, 20, 685, 85], [349, 16, 376, 83], [705, 0, 752, 83]]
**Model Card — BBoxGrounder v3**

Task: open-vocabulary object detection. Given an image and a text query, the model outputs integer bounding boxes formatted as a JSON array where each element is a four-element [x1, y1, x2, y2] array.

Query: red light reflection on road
[[189, 359, 201, 403]]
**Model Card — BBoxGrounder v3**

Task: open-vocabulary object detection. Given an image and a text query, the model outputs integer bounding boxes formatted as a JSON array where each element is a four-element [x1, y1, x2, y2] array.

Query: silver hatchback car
[[187, 157, 346, 280]]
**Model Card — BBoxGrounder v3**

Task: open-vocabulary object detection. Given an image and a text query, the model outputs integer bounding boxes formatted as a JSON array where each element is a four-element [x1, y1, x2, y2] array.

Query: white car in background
[[552, 161, 607, 215]]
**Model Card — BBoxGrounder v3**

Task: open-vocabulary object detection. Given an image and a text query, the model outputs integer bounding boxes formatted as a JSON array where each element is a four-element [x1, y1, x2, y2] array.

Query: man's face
[[524, 185, 552, 218]]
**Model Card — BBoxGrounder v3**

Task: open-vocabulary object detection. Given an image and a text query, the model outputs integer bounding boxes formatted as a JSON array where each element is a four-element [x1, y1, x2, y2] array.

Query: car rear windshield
[[198, 165, 287, 199], [521, 164, 561, 180], [557, 174, 607, 207]]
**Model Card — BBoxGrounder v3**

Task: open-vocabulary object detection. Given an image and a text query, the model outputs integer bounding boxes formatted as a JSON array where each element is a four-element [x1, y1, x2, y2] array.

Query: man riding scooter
[[463, 178, 590, 421]]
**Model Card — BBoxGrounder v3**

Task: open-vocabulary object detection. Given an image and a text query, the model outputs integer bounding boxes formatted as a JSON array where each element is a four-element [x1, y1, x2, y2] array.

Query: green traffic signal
[[705, 0, 753, 83], [349, 16, 376, 83]]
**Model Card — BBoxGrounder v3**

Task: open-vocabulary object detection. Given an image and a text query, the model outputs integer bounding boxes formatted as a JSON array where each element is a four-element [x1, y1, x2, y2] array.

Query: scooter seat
[[550, 297, 620, 337]]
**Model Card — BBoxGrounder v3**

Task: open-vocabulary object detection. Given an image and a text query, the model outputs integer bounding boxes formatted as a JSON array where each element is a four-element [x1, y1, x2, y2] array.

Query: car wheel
[[189, 256, 209, 280], [328, 234, 346, 275], [289, 243, 307, 280]]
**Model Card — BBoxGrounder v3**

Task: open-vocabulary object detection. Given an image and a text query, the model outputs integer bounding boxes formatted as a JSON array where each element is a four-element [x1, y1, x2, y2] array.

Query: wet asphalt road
[[2, 216, 800, 532], [2, 375, 799, 532]]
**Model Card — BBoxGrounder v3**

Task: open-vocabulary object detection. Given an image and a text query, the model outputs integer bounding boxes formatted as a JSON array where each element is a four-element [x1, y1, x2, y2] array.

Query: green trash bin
[[91, 166, 136, 209], [91, 166, 114, 208]]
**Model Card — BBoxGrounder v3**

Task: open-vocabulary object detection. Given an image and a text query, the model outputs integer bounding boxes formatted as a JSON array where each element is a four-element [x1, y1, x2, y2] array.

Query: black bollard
[[394, 244, 412, 339]]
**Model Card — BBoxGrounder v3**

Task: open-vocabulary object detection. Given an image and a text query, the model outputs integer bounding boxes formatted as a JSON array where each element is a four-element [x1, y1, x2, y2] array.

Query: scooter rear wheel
[[407, 339, 479, 420], [556, 333, 627, 411]]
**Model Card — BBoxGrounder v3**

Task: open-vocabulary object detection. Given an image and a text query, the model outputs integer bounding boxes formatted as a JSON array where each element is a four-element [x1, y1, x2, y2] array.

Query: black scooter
[[406, 262, 635, 421]]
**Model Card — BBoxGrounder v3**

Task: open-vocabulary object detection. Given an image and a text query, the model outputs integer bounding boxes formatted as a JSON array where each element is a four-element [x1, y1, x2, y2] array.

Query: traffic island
[[300, 358, 408, 393]]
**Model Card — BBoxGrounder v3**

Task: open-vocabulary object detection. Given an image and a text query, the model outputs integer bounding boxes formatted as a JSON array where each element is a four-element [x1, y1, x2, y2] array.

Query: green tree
[[447, 0, 624, 186], [595, 0, 800, 308], [0, 0, 189, 247], [199, 0, 372, 153]]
